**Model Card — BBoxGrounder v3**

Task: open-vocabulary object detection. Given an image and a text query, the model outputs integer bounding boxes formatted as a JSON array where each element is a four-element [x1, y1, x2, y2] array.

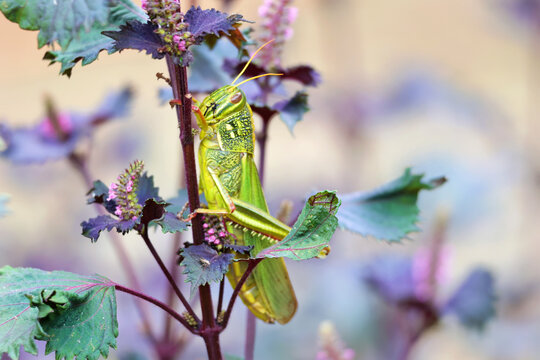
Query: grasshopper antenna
[[231, 39, 283, 87]]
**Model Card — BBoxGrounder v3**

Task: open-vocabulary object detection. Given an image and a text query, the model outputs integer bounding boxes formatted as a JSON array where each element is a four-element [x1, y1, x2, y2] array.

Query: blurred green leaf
[[337, 168, 446, 242], [0, 266, 117, 360], [256, 191, 340, 260]]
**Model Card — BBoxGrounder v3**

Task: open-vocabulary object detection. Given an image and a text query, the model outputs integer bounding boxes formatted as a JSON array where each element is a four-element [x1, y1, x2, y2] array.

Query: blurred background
[[0, 0, 537, 359]]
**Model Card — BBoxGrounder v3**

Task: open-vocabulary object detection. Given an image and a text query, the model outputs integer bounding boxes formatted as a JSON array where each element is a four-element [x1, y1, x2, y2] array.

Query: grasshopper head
[[199, 85, 247, 126]]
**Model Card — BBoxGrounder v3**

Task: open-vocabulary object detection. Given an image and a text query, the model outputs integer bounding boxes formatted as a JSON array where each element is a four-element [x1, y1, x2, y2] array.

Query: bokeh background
[[0, 0, 538, 359]]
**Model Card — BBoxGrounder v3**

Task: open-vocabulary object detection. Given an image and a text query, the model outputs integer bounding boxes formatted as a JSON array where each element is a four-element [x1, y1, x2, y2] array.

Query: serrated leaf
[[151, 212, 189, 234], [337, 168, 446, 242], [87, 180, 117, 214], [222, 244, 253, 255], [256, 191, 340, 260], [136, 173, 161, 206], [0, 0, 109, 48], [185, 6, 247, 43], [0, 266, 117, 360], [102, 20, 165, 59], [444, 268, 496, 330], [41, 0, 147, 75], [81, 214, 122, 242], [274, 91, 309, 134], [180, 244, 234, 294]]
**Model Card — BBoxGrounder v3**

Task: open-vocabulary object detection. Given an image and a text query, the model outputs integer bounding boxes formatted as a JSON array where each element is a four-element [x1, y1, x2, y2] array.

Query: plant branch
[[68, 152, 157, 345], [166, 55, 220, 359], [141, 227, 200, 324], [221, 258, 263, 329], [163, 231, 184, 342], [217, 279, 225, 318], [115, 283, 198, 335]]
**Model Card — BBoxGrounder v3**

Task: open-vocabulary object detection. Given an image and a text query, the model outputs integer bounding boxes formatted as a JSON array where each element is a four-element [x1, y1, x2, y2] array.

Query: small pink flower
[[219, 231, 227, 238], [177, 40, 186, 52], [203, 223, 209, 228], [286, 7, 298, 24], [115, 206, 123, 217], [284, 27, 294, 40], [208, 235, 217, 243], [207, 228, 215, 235], [132, 215, 138, 220], [126, 179, 133, 192], [141, 0, 148, 10]]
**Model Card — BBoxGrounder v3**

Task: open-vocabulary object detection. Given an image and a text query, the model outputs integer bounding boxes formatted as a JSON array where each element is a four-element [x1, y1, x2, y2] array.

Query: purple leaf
[[102, 21, 165, 59], [362, 255, 417, 304], [185, 6, 247, 43], [179, 244, 235, 294], [0, 87, 133, 164], [444, 268, 496, 330], [136, 173, 161, 205], [81, 215, 119, 243], [151, 212, 189, 234], [81, 215, 137, 242], [274, 91, 309, 133]]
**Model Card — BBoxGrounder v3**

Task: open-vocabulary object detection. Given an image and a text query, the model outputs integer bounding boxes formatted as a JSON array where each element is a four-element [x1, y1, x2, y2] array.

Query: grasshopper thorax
[[199, 86, 254, 153]]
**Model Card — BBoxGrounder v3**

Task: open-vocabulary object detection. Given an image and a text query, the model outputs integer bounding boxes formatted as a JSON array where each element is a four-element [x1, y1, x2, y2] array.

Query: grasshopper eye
[[230, 92, 243, 104]]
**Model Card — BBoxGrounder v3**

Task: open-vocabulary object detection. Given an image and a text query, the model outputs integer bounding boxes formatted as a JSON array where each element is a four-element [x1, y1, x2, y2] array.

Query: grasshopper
[[190, 42, 297, 324]]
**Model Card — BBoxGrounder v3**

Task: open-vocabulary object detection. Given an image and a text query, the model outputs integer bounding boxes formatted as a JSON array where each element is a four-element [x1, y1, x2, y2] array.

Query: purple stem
[[221, 259, 263, 329], [115, 283, 197, 334], [141, 227, 200, 324], [165, 54, 220, 359]]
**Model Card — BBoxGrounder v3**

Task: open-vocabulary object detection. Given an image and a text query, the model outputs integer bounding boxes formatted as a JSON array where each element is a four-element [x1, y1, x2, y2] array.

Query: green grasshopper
[[190, 42, 297, 324]]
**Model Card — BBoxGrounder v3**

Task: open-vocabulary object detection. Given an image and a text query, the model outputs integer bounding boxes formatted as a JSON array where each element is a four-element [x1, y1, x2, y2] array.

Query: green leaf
[[256, 191, 340, 260], [38, 0, 146, 76], [0, 266, 118, 360], [179, 244, 234, 294], [337, 168, 446, 242], [0, 0, 109, 48]]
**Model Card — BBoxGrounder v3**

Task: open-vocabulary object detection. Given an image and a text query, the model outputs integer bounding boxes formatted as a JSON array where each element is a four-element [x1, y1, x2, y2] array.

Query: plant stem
[[166, 55, 220, 359], [244, 311, 256, 360], [221, 259, 262, 329], [163, 231, 184, 342], [68, 153, 157, 345], [115, 283, 197, 334], [141, 227, 200, 324]]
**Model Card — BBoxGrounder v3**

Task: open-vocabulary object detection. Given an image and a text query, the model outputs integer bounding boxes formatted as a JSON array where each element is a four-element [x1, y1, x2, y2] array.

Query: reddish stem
[[115, 283, 197, 334], [166, 55, 221, 359], [221, 259, 263, 329], [141, 228, 200, 324]]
